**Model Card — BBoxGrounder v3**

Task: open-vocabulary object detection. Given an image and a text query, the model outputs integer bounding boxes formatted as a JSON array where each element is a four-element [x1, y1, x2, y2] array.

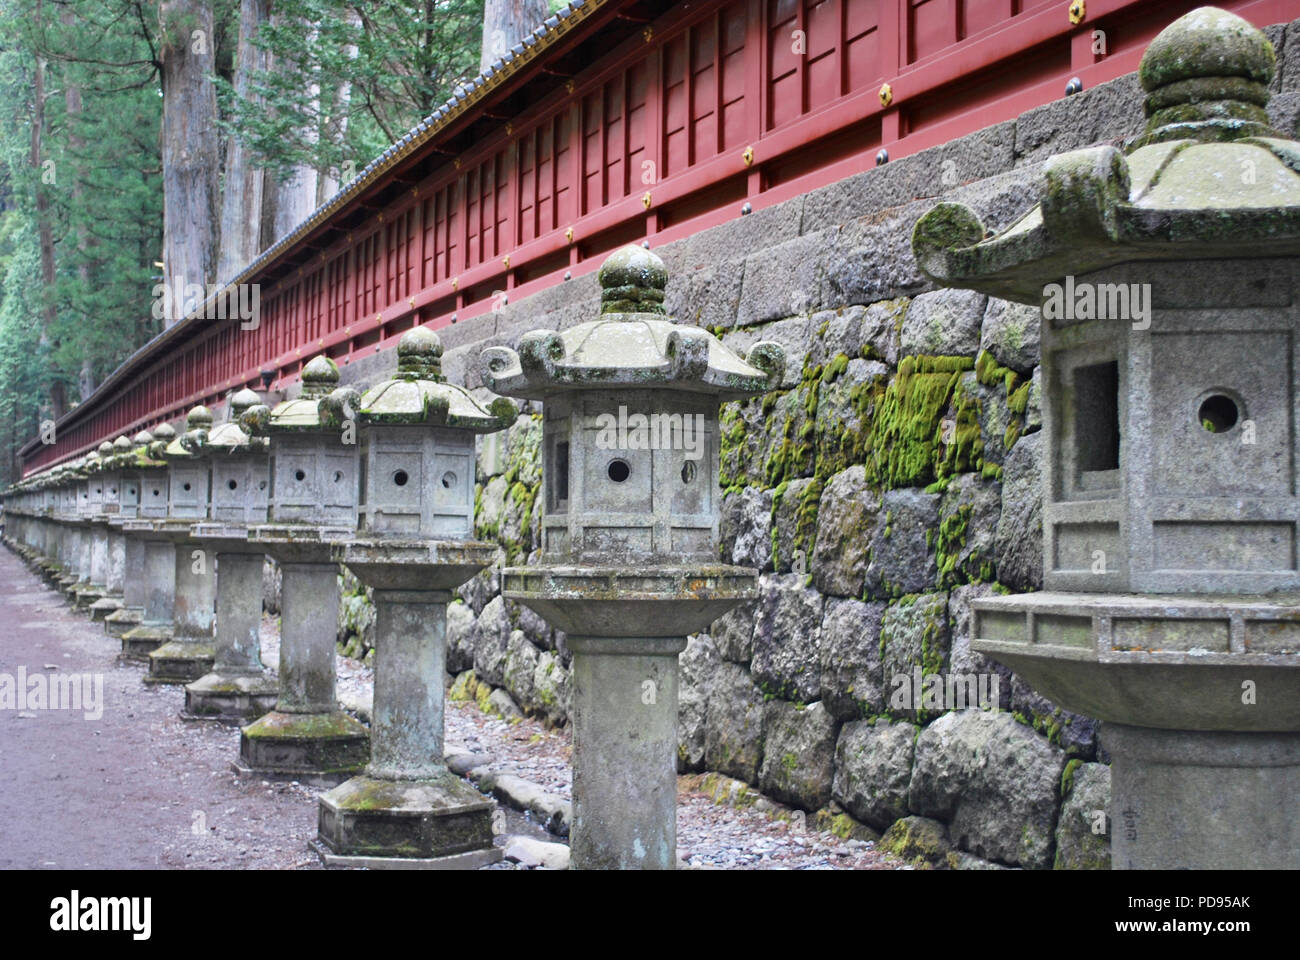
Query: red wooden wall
[[21, 0, 1297, 475]]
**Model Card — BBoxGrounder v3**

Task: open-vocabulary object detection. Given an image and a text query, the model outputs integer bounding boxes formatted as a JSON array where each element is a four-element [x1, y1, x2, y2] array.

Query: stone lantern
[[36, 468, 69, 589], [118, 421, 180, 660], [912, 6, 1300, 870], [238, 356, 369, 781], [183, 389, 278, 721], [108, 430, 169, 645], [92, 436, 136, 625], [481, 245, 784, 869], [142, 407, 218, 685], [315, 327, 517, 868], [70, 446, 112, 612], [86, 440, 126, 622], [60, 456, 93, 602]]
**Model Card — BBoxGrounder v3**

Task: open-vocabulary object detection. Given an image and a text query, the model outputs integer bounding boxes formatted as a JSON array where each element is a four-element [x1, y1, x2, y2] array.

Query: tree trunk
[[159, 0, 220, 324], [316, 7, 359, 205], [217, 0, 270, 282], [59, 6, 99, 403], [480, 0, 550, 74], [264, 12, 319, 245], [29, 1, 65, 419]]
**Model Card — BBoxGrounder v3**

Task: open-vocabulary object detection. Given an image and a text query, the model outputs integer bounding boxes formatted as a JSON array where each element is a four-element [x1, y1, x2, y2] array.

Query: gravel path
[[2, 546, 902, 870]]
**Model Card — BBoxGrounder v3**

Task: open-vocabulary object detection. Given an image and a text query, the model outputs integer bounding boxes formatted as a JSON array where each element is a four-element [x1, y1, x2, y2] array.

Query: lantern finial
[[597, 245, 668, 315], [1137, 7, 1276, 143]]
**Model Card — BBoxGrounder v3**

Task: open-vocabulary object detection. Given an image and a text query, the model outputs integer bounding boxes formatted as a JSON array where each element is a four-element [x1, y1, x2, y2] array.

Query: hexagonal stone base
[[120, 623, 171, 660], [308, 840, 502, 870], [144, 641, 217, 685], [316, 772, 497, 861], [183, 671, 279, 722], [237, 710, 369, 781], [89, 595, 123, 621], [73, 585, 105, 610], [105, 606, 144, 639]]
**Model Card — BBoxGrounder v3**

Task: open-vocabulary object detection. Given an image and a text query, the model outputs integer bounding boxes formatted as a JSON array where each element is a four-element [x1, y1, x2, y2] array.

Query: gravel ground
[[318, 625, 904, 870], [3, 546, 902, 870]]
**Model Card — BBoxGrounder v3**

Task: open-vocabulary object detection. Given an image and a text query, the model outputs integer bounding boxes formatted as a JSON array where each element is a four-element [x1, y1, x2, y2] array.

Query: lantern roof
[[163, 406, 214, 460], [911, 6, 1300, 304], [356, 327, 518, 431], [196, 389, 268, 455], [481, 246, 785, 400], [243, 355, 356, 434]]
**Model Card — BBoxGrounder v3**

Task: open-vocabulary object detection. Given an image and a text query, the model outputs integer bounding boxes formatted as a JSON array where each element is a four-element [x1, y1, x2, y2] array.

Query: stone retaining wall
[[327, 19, 1300, 870]]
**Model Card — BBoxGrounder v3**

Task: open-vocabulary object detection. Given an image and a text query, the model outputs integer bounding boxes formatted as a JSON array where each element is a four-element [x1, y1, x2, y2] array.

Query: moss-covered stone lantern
[[69, 448, 108, 611], [237, 355, 369, 782], [86, 440, 126, 621], [912, 6, 1300, 869], [92, 435, 140, 622], [109, 429, 170, 645], [143, 406, 218, 685], [183, 388, 278, 721], [481, 245, 784, 869], [315, 326, 517, 868]]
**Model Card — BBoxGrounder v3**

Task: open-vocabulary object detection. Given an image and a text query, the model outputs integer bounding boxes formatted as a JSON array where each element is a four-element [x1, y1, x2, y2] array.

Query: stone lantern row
[[7, 4, 1290, 873], [1, 263, 782, 870]]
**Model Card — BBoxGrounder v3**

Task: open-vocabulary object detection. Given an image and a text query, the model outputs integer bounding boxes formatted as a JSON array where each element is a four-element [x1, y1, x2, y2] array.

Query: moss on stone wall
[[865, 355, 974, 490]]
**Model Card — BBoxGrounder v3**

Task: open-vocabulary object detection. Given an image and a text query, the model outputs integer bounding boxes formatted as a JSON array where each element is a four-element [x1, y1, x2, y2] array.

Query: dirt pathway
[[0, 547, 321, 869]]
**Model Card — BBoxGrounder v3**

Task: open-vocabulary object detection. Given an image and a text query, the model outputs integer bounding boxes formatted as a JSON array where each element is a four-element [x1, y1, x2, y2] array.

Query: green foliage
[[216, 0, 485, 185], [0, 0, 166, 483]]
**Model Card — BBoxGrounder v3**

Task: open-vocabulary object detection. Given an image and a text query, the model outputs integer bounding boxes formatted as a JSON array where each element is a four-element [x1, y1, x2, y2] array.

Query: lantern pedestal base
[[120, 623, 171, 659], [183, 670, 279, 721], [308, 841, 501, 871], [105, 605, 143, 639], [316, 772, 498, 863], [143, 640, 216, 685], [73, 583, 105, 610], [972, 590, 1300, 869], [237, 709, 369, 782], [89, 595, 123, 621]]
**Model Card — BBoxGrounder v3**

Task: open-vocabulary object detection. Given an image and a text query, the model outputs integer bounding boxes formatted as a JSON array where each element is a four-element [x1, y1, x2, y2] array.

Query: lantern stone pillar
[[184, 388, 279, 721], [237, 357, 369, 782], [313, 328, 515, 867], [913, 6, 1300, 870], [106, 431, 164, 641], [482, 246, 785, 869], [90, 436, 133, 621], [145, 407, 218, 685], [58, 473, 90, 599], [120, 424, 179, 660]]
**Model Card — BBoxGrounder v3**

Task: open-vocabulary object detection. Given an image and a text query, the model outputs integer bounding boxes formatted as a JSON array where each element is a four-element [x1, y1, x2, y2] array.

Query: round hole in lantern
[[228, 479, 238, 491], [183, 482, 192, 492], [681, 461, 696, 484], [294, 469, 306, 482], [607, 458, 630, 483], [151, 489, 160, 498], [333, 470, 344, 483], [441, 471, 457, 489], [258, 481, 267, 491], [393, 469, 409, 487], [1198, 394, 1240, 434]]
